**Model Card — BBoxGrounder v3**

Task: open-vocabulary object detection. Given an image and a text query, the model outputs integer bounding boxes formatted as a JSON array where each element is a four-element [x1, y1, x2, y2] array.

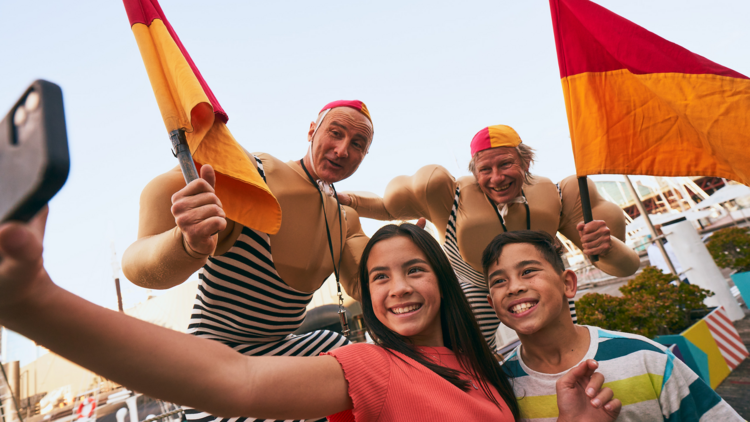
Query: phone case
[[0, 80, 70, 223]]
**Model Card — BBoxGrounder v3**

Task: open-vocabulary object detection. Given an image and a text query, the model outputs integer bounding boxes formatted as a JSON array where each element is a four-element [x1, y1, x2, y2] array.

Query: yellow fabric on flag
[[562, 69, 750, 185], [131, 20, 281, 234]]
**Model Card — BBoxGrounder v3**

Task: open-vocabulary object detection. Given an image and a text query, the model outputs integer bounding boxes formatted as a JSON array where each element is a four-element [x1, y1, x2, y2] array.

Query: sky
[[1, 0, 750, 312]]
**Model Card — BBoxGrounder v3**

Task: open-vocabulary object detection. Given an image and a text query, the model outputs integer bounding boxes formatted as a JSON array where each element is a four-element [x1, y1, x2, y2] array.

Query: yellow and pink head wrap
[[311, 100, 373, 141], [470, 124, 522, 157]]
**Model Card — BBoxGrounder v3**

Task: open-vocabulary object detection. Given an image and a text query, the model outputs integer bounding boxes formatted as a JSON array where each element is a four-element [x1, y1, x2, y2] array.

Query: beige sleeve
[[339, 206, 368, 302], [346, 165, 455, 229], [557, 176, 640, 277], [121, 168, 210, 289]]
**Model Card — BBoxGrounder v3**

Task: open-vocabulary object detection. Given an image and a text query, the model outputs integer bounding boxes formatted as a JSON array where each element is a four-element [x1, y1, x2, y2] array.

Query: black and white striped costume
[[443, 186, 577, 352], [183, 156, 349, 422]]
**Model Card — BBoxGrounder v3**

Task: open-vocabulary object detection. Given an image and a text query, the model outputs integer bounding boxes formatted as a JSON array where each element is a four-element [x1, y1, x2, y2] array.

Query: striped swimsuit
[[443, 186, 577, 352], [183, 156, 349, 422]]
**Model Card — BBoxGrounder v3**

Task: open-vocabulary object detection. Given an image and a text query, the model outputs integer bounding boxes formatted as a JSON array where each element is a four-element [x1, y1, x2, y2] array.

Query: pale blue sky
[[1, 0, 749, 310]]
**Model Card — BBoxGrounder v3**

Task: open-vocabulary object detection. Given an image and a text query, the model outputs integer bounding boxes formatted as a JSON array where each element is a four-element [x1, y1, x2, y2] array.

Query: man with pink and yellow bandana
[[339, 125, 639, 351], [122, 100, 373, 422]]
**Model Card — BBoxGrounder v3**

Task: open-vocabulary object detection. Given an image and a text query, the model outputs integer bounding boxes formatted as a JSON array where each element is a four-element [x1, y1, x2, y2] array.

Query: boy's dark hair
[[481, 230, 566, 279]]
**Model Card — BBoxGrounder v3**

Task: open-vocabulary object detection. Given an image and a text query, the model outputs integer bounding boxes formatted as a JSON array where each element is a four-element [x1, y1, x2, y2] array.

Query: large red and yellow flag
[[550, 0, 750, 185], [124, 0, 281, 233]]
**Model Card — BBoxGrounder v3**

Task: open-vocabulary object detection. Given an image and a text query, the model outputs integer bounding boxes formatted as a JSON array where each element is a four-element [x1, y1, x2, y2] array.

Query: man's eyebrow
[[329, 121, 348, 131], [515, 260, 543, 269]]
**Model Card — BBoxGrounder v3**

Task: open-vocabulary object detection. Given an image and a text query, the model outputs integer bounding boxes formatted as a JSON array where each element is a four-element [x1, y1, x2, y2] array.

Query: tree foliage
[[706, 227, 750, 273], [576, 266, 713, 338]]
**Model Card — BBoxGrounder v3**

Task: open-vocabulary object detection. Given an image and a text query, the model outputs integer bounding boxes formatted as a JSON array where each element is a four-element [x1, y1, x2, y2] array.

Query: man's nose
[[333, 139, 350, 158], [491, 169, 506, 185]]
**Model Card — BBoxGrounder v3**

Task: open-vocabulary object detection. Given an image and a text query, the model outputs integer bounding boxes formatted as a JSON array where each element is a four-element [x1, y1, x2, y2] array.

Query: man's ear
[[308, 121, 316, 142], [562, 269, 578, 299]]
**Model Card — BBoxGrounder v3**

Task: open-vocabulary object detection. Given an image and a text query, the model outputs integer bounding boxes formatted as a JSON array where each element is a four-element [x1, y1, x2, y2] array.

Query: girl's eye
[[407, 267, 424, 275], [370, 273, 387, 282]]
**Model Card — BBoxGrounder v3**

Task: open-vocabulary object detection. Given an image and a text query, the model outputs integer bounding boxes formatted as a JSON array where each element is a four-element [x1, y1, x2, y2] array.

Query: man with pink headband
[[122, 100, 373, 422], [339, 125, 640, 351]]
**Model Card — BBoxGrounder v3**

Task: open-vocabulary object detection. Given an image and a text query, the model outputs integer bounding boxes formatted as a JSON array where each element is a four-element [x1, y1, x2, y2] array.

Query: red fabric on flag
[[123, 0, 228, 123], [550, 0, 748, 79]]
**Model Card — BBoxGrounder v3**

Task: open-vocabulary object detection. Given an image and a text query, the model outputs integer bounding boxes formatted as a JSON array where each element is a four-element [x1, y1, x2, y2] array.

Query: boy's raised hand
[[556, 359, 621, 422], [0, 207, 51, 313]]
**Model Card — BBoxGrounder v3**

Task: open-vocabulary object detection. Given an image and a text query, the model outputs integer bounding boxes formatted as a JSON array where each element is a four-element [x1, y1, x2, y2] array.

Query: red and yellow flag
[[550, 0, 750, 185], [124, 0, 281, 234]]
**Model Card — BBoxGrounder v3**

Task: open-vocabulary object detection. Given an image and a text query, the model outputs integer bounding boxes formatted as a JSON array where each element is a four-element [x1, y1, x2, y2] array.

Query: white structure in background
[[662, 219, 745, 321]]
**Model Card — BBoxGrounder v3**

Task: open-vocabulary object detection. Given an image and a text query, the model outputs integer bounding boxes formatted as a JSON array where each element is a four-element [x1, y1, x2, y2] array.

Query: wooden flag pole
[[623, 175, 679, 281], [577, 176, 599, 262], [170, 129, 199, 184]]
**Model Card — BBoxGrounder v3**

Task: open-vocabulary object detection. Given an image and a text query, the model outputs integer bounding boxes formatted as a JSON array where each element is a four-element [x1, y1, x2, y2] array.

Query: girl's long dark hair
[[358, 224, 520, 420]]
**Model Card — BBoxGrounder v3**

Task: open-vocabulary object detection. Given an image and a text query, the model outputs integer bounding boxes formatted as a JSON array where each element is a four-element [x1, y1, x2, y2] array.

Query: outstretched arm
[[0, 210, 351, 421], [339, 206, 368, 302], [558, 176, 640, 277], [340, 165, 456, 231], [121, 166, 231, 289]]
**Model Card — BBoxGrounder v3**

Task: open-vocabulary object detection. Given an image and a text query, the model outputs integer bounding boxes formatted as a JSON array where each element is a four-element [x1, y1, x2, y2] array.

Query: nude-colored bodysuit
[[123, 152, 368, 300], [345, 165, 640, 350], [122, 153, 371, 422]]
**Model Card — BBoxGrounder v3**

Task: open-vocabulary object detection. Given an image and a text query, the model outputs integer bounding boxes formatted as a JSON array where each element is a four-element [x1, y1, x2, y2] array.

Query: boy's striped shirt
[[502, 325, 742, 422]]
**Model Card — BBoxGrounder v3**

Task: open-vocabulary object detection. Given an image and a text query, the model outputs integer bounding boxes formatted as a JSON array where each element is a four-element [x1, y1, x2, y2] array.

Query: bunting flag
[[124, 0, 281, 234], [549, 0, 750, 185]]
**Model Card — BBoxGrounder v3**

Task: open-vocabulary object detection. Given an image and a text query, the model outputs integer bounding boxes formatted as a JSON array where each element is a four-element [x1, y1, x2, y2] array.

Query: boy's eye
[[522, 269, 537, 276], [490, 278, 506, 287]]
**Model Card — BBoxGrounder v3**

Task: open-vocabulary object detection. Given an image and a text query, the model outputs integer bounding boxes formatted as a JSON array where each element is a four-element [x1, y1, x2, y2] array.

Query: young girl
[[0, 210, 620, 421]]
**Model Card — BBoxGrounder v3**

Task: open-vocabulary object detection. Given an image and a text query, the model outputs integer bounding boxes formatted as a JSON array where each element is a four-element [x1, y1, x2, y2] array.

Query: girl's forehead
[[368, 236, 426, 268]]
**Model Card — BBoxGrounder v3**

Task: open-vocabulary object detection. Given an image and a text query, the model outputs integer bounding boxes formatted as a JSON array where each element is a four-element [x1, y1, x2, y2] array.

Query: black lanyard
[[299, 159, 350, 337], [488, 190, 531, 232]]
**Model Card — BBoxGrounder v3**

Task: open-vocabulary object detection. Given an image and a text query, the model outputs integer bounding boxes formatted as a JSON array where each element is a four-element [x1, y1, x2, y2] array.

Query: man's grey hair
[[468, 143, 536, 184]]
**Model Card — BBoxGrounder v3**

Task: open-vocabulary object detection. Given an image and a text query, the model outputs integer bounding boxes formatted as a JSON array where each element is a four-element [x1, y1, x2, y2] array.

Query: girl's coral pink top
[[324, 343, 514, 422]]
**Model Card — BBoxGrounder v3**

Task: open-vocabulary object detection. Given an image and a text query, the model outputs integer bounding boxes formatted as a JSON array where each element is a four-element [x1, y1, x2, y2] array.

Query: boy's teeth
[[392, 304, 421, 314], [510, 302, 537, 314]]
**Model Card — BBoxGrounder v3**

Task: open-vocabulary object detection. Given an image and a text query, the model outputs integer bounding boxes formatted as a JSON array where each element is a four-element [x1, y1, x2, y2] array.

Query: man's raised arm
[[122, 165, 229, 289]]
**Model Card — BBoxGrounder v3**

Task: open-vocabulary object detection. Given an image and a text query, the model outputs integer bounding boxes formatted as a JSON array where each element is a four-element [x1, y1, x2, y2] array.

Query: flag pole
[[577, 176, 599, 262], [170, 129, 199, 184], [623, 175, 679, 281]]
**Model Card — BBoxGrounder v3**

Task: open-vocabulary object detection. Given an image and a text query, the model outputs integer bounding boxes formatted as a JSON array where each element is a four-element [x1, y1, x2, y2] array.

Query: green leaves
[[577, 266, 713, 338], [706, 227, 750, 273]]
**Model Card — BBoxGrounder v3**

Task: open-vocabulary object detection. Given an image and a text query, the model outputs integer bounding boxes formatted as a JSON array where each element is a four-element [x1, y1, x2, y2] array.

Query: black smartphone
[[0, 80, 70, 223]]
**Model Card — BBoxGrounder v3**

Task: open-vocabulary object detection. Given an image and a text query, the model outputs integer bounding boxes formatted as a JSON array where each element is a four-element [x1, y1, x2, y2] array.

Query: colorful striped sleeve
[[659, 354, 743, 421]]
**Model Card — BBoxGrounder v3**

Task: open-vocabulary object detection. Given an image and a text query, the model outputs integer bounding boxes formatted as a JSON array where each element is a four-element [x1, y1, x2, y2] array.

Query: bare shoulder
[[456, 174, 477, 189], [526, 175, 555, 190], [137, 167, 186, 238], [142, 166, 187, 200]]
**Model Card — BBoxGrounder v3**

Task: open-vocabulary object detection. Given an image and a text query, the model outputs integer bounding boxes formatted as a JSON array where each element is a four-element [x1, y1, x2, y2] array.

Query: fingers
[[200, 164, 216, 189], [590, 385, 613, 409], [603, 398, 622, 417], [558, 359, 597, 390], [171, 192, 224, 219], [577, 220, 612, 255], [585, 372, 604, 395], [337, 193, 352, 207], [0, 209, 48, 297], [416, 217, 427, 229]]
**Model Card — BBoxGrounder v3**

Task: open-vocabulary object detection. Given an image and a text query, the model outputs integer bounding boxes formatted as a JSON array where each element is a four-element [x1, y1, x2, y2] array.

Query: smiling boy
[[482, 230, 742, 422]]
